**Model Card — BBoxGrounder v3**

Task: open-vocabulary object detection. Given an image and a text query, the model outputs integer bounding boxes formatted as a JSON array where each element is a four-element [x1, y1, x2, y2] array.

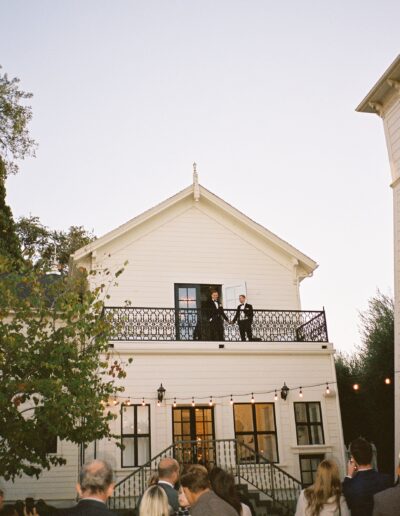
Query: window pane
[[174, 411, 182, 422], [237, 434, 256, 460], [182, 410, 191, 422], [187, 288, 196, 301], [179, 288, 188, 300], [302, 471, 312, 485], [122, 437, 135, 467], [294, 403, 307, 423], [310, 425, 324, 444], [311, 456, 322, 470], [308, 403, 322, 423], [122, 406, 134, 434], [257, 434, 278, 462], [255, 404, 275, 431], [137, 437, 150, 465], [137, 406, 149, 434], [234, 405, 254, 432], [297, 425, 310, 445]]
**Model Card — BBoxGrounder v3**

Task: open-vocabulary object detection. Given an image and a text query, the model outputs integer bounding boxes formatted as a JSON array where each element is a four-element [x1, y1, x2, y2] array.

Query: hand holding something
[[347, 459, 357, 477]]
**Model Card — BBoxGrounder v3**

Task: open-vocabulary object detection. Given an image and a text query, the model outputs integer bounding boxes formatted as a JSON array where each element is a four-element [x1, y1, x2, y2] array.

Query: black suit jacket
[[232, 303, 253, 324], [343, 470, 393, 516], [59, 499, 116, 516], [158, 482, 179, 512], [205, 299, 229, 323]]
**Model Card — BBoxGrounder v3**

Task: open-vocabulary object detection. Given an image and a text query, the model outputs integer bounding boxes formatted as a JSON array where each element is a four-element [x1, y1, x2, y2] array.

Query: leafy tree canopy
[[0, 65, 36, 176], [0, 256, 130, 480], [15, 215, 96, 271]]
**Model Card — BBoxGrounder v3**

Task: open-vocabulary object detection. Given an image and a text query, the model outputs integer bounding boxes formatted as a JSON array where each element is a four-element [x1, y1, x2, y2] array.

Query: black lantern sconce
[[157, 383, 166, 403], [280, 382, 289, 401]]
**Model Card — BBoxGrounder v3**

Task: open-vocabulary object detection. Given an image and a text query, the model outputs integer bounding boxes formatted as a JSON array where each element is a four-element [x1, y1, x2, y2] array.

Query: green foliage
[[16, 215, 96, 271], [0, 257, 129, 480], [0, 158, 23, 265], [0, 65, 36, 176], [335, 291, 394, 473]]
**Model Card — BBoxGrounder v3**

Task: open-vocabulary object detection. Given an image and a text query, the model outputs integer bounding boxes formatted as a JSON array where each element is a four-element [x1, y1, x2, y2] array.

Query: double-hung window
[[121, 404, 151, 467], [294, 402, 324, 445]]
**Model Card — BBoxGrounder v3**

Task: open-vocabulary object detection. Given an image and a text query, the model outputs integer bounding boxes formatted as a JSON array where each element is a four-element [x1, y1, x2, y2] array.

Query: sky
[[1, 0, 399, 353]]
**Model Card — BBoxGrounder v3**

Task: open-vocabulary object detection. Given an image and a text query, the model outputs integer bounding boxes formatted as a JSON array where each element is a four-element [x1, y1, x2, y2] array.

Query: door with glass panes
[[172, 406, 215, 466]]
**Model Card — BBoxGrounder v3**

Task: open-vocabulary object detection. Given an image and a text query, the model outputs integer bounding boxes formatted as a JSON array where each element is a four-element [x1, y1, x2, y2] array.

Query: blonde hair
[[304, 459, 342, 516], [139, 485, 170, 516]]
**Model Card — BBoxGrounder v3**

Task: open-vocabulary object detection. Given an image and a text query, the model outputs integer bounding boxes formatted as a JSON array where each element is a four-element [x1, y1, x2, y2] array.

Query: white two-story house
[[3, 171, 345, 515]]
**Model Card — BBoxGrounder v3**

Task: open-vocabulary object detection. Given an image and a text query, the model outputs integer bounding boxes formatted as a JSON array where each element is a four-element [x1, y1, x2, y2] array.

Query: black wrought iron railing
[[103, 307, 328, 342], [108, 438, 302, 515]]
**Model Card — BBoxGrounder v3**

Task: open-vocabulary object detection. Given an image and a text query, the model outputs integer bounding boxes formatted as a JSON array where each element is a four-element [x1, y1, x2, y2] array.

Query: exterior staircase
[[108, 439, 301, 516]]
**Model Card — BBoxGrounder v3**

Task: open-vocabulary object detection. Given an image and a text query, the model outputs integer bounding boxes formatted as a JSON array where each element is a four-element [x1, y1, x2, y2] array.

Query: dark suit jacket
[[158, 481, 179, 512], [59, 499, 116, 516], [204, 299, 229, 323], [343, 470, 393, 516], [373, 484, 400, 515], [232, 303, 253, 324]]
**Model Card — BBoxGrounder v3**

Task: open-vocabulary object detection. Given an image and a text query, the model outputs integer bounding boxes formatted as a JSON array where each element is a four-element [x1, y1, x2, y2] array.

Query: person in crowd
[[231, 295, 253, 342], [139, 485, 170, 516], [205, 291, 229, 341], [180, 465, 237, 516], [13, 501, 24, 516], [59, 459, 115, 515], [177, 488, 190, 516], [0, 490, 4, 512], [209, 467, 252, 516], [295, 459, 350, 516], [0, 506, 18, 516], [343, 437, 392, 516], [372, 453, 400, 515], [156, 458, 180, 514]]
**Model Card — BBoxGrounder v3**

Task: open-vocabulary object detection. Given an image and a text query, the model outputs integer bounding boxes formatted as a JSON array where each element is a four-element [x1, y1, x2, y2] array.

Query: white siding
[[86, 202, 299, 310], [384, 100, 400, 182]]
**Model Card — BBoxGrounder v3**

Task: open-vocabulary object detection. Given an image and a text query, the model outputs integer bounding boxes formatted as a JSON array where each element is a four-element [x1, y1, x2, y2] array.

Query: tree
[[0, 158, 22, 263], [335, 291, 394, 473], [0, 257, 130, 480], [15, 215, 96, 270], [0, 65, 36, 177]]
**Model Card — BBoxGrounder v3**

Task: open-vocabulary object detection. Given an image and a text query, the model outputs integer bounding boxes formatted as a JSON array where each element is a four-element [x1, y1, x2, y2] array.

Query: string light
[[325, 383, 330, 395], [230, 394, 234, 405], [209, 396, 213, 406], [353, 383, 360, 391], [385, 378, 391, 385], [173, 397, 177, 408], [141, 398, 145, 406], [251, 393, 255, 403], [192, 397, 195, 407], [126, 397, 131, 406], [274, 390, 278, 401], [299, 387, 303, 398]]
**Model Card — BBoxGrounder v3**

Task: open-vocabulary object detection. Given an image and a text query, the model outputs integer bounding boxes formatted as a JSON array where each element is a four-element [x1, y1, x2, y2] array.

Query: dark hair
[[79, 460, 114, 494], [0, 506, 18, 516], [209, 467, 241, 515], [350, 437, 373, 466], [180, 465, 210, 493], [13, 501, 24, 516]]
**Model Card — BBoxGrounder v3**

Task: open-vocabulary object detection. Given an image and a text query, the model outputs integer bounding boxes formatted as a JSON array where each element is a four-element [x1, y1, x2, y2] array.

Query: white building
[[3, 173, 345, 514], [356, 55, 400, 469]]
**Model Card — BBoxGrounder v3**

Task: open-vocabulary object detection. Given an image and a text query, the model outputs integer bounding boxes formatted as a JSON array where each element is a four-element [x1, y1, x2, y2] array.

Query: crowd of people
[[1, 437, 399, 516]]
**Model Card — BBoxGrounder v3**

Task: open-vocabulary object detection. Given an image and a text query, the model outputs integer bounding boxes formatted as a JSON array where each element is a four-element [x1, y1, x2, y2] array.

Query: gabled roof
[[72, 181, 318, 275], [356, 55, 400, 114]]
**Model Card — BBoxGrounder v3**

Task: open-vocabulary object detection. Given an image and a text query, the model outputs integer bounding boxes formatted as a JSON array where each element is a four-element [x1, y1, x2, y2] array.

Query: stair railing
[[108, 438, 301, 515]]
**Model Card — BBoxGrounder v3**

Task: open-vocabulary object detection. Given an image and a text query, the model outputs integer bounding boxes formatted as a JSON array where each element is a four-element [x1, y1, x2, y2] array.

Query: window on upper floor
[[121, 404, 151, 467], [294, 402, 324, 445], [233, 403, 279, 463]]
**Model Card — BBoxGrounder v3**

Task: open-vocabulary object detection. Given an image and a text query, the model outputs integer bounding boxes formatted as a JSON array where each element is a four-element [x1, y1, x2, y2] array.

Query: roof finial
[[193, 162, 200, 201]]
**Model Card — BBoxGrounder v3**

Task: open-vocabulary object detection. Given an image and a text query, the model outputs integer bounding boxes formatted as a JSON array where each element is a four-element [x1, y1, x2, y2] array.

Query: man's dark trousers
[[238, 319, 252, 341]]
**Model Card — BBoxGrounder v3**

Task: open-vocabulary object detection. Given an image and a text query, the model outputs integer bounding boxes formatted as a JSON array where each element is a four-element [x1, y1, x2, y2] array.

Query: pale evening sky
[[1, 1, 399, 353]]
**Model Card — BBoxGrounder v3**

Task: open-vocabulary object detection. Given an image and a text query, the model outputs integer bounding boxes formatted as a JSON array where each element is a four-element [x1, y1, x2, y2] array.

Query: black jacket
[[232, 303, 253, 324], [59, 499, 116, 516], [205, 299, 229, 323], [343, 470, 393, 516]]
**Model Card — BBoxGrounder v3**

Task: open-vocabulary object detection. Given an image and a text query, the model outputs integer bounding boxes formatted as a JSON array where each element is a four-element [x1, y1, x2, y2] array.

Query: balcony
[[103, 307, 328, 343]]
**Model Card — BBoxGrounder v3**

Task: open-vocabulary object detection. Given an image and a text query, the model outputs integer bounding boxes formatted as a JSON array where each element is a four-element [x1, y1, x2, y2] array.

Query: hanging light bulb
[[173, 397, 177, 408], [353, 383, 360, 391], [299, 387, 303, 398], [209, 396, 213, 406], [274, 390, 278, 401], [126, 397, 131, 406], [192, 397, 195, 407], [230, 394, 234, 406], [157, 399, 161, 407], [385, 378, 391, 385], [251, 393, 255, 403], [325, 383, 330, 395], [141, 397, 145, 406]]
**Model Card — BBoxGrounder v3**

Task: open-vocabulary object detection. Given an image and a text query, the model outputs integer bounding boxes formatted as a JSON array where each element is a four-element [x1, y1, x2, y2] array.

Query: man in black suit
[[231, 294, 253, 341], [205, 291, 229, 341], [343, 438, 392, 516], [60, 460, 116, 515], [157, 457, 180, 513]]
